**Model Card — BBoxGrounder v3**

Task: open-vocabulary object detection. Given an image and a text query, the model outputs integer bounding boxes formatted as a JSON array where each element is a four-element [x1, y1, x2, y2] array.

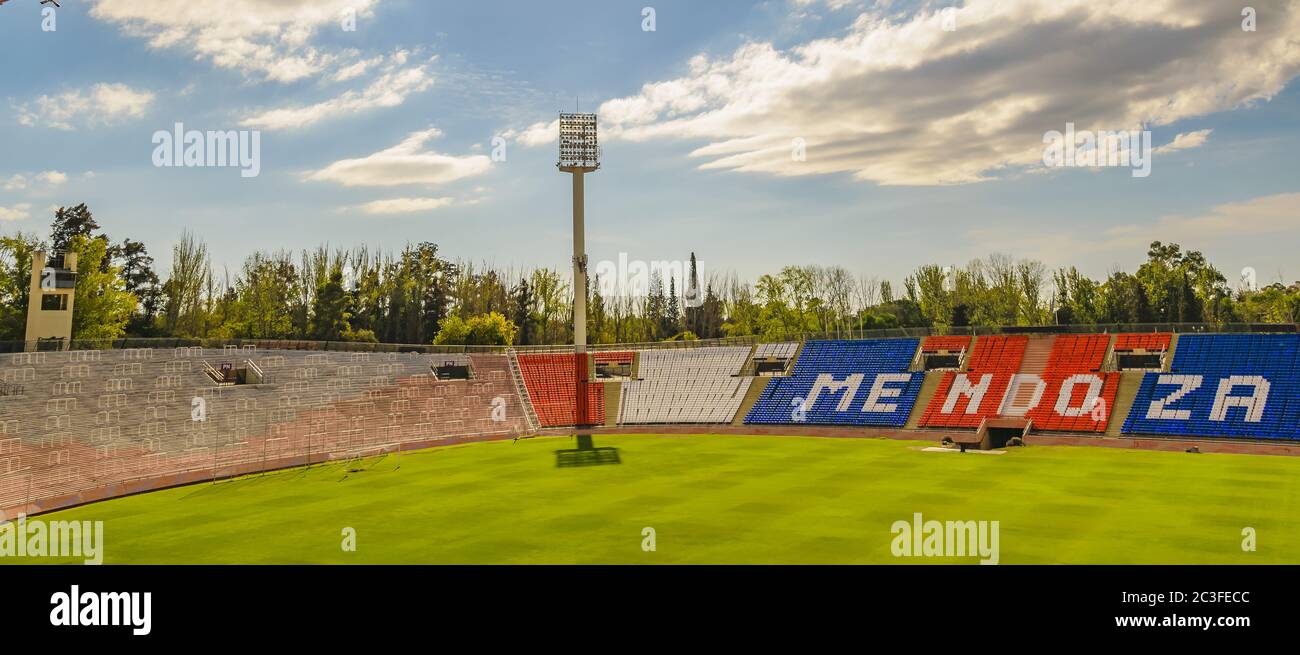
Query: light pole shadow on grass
[[555, 434, 621, 468]]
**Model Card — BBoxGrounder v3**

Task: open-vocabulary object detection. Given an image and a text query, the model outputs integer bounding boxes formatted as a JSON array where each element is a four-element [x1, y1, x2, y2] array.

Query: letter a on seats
[[1209, 375, 1270, 423]]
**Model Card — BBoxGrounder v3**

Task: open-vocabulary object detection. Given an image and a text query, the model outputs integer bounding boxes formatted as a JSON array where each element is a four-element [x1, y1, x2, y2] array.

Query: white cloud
[[15, 83, 154, 130], [1109, 192, 1300, 245], [504, 119, 560, 148], [332, 54, 385, 83], [2, 171, 69, 191], [90, 0, 379, 83], [595, 0, 1300, 186], [241, 53, 435, 130], [304, 128, 492, 187], [0, 204, 32, 222], [968, 192, 1300, 265], [1155, 129, 1213, 154], [791, 0, 858, 11], [35, 171, 68, 186], [351, 197, 456, 215]]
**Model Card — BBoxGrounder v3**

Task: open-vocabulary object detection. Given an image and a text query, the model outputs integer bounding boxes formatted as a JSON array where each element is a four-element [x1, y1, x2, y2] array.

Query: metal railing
[[246, 359, 267, 384], [0, 323, 1296, 356]]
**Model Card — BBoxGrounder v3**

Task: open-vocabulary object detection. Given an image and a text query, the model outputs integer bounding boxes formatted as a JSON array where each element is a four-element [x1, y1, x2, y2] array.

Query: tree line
[[1, 204, 1297, 347]]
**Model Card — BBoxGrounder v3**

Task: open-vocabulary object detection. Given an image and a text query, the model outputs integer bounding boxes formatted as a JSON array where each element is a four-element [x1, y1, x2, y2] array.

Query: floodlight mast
[[557, 113, 600, 434]]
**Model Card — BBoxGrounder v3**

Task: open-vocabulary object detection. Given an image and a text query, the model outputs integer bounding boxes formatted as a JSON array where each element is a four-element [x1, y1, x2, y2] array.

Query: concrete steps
[[1105, 370, 1146, 436], [732, 377, 770, 426], [1009, 336, 1055, 408], [905, 371, 944, 430], [604, 381, 621, 427]]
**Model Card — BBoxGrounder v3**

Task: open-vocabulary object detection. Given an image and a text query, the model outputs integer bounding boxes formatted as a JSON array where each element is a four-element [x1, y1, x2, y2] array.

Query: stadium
[[2, 327, 1299, 564], [6, 8, 1300, 640]]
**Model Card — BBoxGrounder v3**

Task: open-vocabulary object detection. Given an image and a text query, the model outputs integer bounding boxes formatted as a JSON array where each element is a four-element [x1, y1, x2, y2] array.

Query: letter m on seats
[[942, 373, 992, 414], [807, 373, 864, 412]]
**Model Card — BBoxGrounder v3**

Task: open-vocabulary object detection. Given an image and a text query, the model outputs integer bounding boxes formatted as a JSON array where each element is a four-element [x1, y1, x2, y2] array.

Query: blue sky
[[2, 0, 1298, 289]]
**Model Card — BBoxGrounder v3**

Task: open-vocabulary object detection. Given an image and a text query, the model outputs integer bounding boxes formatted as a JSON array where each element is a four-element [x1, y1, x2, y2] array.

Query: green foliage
[[346, 328, 379, 343], [309, 269, 352, 341], [0, 233, 41, 340], [108, 238, 163, 336], [67, 234, 137, 340], [432, 311, 518, 346], [8, 214, 1300, 348], [50, 204, 100, 252]]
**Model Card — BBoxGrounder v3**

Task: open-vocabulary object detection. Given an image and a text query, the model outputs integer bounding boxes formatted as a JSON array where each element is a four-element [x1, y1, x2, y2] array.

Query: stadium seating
[[1122, 334, 1300, 440], [921, 336, 972, 352], [8, 330, 1296, 518], [919, 335, 1026, 428], [919, 335, 1119, 432], [1114, 333, 1171, 352], [594, 351, 634, 365], [0, 348, 530, 519], [619, 347, 752, 424], [745, 339, 923, 427], [1023, 335, 1120, 432], [516, 353, 605, 427], [754, 342, 799, 359]]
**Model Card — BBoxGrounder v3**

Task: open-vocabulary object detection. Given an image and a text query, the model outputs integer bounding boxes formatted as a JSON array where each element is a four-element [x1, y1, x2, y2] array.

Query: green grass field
[[12, 434, 1300, 564]]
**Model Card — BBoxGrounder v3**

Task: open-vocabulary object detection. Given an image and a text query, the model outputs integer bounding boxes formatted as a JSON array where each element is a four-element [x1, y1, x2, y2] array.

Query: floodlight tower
[[557, 113, 600, 435]]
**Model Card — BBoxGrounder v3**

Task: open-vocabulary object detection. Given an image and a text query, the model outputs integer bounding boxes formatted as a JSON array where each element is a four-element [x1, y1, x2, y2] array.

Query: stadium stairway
[[604, 381, 621, 427], [732, 376, 771, 426], [1105, 370, 1147, 437], [905, 372, 944, 430], [1007, 336, 1055, 409]]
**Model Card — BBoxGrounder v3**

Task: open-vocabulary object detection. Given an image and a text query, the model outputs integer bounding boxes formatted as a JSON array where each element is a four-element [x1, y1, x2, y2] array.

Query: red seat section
[[517, 354, 605, 427], [1045, 334, 1109, 372], [1113, 333, 1171, 351], [919, 335, 1026, 428], [921, 336, 972, 353], [593, 351, 634, 365], [1025, 335, 1118, 432]]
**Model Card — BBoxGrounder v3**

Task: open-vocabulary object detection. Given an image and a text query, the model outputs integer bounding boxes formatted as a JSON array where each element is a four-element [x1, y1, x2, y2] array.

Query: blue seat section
[[1122, 334, 1300, 440], [745, 339, 922, 427]]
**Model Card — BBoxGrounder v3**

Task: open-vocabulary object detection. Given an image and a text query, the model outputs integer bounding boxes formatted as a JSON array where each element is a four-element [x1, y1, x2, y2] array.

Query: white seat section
[[619, 347, 754, 424], [0, 348, 528, 519], [755, 342, 798, 359]]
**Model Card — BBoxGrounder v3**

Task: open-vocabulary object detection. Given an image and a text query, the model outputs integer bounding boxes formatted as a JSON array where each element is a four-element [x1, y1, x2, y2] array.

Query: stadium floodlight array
[[557, 112, 600, 169]]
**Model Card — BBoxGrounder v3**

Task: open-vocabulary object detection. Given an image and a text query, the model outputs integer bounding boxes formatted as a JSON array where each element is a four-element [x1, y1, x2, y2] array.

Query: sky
[[1, 0, 1298, 290]]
